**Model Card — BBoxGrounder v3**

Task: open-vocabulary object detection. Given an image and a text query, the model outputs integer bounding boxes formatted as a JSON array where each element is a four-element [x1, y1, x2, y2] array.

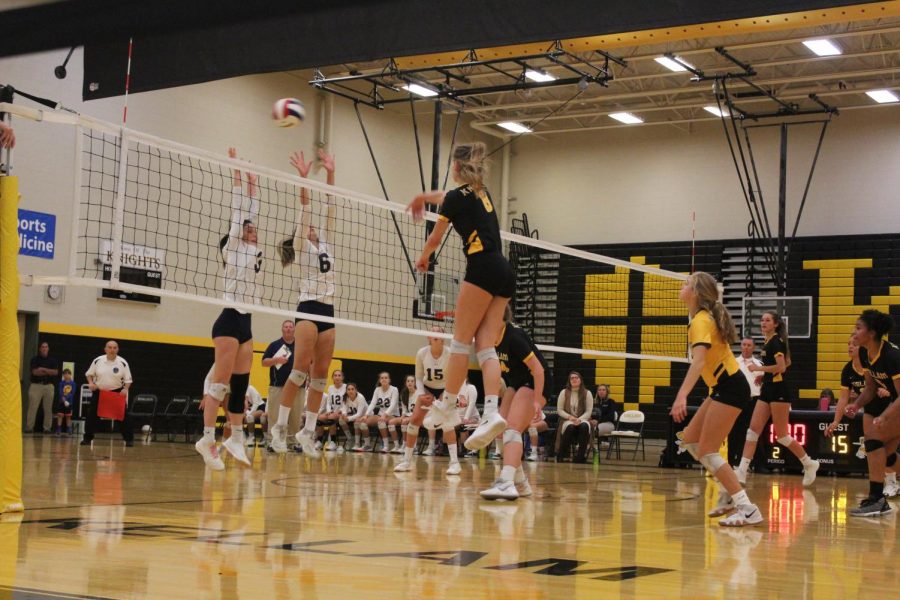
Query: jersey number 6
[[318, 253, 332, 274]]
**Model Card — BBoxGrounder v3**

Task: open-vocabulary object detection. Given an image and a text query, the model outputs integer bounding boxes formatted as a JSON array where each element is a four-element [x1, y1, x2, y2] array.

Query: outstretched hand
[[290, 151, 313, 178], [0, 123, 15, 149], [406, 191, 444, 221], [318, 148, 335, 174]]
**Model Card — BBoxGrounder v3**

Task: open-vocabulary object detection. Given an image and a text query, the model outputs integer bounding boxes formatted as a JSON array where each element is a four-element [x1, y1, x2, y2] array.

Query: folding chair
[[607, 410, 645, 461], [129, 394, 158, 440], [159, 396, 190, 442]]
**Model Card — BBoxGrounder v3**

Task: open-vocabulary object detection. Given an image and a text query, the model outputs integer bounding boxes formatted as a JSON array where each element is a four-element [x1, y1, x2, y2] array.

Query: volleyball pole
[[0, 170, 24, 514]]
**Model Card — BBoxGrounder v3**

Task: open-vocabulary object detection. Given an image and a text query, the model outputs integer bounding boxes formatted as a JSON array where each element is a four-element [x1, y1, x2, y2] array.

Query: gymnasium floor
[[2, 436, 896, 599]]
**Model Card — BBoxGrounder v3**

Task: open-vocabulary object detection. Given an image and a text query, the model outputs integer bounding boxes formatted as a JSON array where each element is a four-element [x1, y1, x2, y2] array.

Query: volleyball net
[[4, 103, 690, 363]]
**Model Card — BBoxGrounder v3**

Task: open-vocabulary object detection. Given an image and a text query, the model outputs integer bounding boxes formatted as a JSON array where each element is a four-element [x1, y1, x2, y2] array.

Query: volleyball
[[272, 98, 305, 128]]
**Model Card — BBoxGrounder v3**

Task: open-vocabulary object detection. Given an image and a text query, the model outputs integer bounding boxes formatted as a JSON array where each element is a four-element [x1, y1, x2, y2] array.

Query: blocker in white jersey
[[297, 234, 335, 305], [222, 185, 261, 311]]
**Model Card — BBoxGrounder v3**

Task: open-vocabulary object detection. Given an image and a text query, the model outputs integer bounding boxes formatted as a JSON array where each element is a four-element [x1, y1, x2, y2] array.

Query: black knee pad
[[886, 452, 899, 468], [228, 373, 250, 414], [864, 439, 885, 453]]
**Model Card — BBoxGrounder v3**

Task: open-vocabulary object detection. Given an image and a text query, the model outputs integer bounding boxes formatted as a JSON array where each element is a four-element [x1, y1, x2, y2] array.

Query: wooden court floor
[[1, 436, 896, 599]]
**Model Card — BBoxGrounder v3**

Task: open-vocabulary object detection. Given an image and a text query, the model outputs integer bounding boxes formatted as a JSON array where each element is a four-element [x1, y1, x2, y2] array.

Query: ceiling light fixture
[[609, 112, 643, 124], [497, 121, 532, 133], [802, 39, 842, 56], [524, 69, 556, 83]]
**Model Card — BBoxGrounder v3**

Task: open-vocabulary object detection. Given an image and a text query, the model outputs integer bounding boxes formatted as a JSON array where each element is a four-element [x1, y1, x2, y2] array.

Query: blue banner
[[18, 209, 56, 259]]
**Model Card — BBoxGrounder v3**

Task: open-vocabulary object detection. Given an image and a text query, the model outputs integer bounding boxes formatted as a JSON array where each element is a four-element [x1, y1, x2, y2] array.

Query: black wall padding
[[0, 0, 865, 98]]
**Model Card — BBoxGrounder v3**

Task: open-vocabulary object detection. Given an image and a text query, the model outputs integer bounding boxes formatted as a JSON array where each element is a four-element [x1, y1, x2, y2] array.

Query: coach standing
[[262, 320, 301, 443], [81, 340, 134, 447], [26, 341, 59, 433]]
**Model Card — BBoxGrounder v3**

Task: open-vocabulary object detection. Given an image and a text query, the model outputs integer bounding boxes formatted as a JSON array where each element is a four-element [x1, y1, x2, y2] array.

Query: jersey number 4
[[318, 253, 332, 274], [426, 368, 444, 381]]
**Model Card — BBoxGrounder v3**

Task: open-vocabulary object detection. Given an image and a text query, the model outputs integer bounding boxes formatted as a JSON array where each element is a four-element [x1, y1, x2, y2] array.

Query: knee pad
[[406, 424, 418, 436], [476, 347, 498, 367], [441, 424, 456, 434], [358, 423, 369, 432], [777, 435, 795, 447], [450, 339, 472, 356], [528, 426, 538, 437], [699, 452, 727, 474], [745, 429, 759, 443], [886, 452, 898, 468], [245, 413, 255, 425], [208, 382, 228, 403], [310, 378, 327, 393], [228, 373, 250, 414], [683, 442, 700, 461], [259, 414, 267, 425], [865, 439, 885, 453], [288, 369, 308, 387], [502, 428, 521, 445], [377, 421, 387, 430]]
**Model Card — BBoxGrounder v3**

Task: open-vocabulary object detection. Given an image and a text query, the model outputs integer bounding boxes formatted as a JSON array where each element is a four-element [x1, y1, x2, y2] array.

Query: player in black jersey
[[826, 336, 866, 436], [845, 310, 900, 516], [735, 311, 820, 486], [480, 306, 550, 501], [406, 142, 513, 453]]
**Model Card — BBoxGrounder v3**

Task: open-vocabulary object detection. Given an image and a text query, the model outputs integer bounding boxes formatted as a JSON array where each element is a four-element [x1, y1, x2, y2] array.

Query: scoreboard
[[100, 240, 163, 304], [757, 410, 867, 475], [664, 408, 867, 475]]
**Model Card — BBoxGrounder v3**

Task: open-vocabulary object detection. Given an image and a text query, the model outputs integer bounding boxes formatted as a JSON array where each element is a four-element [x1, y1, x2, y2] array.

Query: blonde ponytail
[[689, 272, 738, 344], [452, 142, 487, 190]]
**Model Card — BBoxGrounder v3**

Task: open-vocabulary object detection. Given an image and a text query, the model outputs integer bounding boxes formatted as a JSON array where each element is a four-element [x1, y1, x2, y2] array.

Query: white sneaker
[[446, 462, 462, 476], [390, 444, 404, 454], [325, 441, 337, 451], [269, 424, 288, 454], [295, 430, 320, 457], [421, 447, 435, 456], [195, 439, 225, 471], [465, 412, 507, 451], [884, 481, 900, 498], [526, 450, 538, 462], [222, 436, 251, 466], [480, 478, 519, 501], [380, 444, 390, 454], [708, 491, 735, 517], [515, 478, 533, 498], [351, 444, 365, 452], [394, 460, 413, 472], [735, 466, 747, 485], [802, 460, 820, 486], [719, 504, 763, 527], [314, 440, 323, 451], [336, 446, 345, 455]]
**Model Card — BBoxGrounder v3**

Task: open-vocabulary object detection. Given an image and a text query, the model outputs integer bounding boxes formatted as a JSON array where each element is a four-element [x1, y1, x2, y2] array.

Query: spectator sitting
[[590, 383, 620, 445], [55, 369, 75, 436], [818, 388, 836, 412], [555, 371, 594, 463]]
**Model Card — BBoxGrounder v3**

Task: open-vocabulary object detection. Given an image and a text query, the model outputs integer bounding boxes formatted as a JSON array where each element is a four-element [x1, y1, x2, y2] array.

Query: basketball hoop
[[434, 310, 455, 324]]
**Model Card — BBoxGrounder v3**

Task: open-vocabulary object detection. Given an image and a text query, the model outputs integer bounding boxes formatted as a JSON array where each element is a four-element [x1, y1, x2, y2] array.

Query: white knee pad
[[245, 413, 255, 425], [528, 426, 538, 437], [502, 428, 521, 445], [441, 424, 456, 433], [699, 453, 726, 474], [310, 378, 327, 393], [288, 369, 308, 387], [745, 429, 759, 443], [406, 424, 418, 436], [450, 339, 472, 356], [358, 423, 369, 432], [377, 421, 387, 430], [208, 382, 228, 403], [777, 435, 795, 447], [259, 414, 267, 425], [476, 347, 498, 367]]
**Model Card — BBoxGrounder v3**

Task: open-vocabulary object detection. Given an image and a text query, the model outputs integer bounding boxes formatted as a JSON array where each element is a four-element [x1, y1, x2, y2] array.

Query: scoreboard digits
[[758, 410, 866, 474]]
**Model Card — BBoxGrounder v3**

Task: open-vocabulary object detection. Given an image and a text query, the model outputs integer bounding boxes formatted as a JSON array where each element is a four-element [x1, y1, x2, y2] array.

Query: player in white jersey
[[338, 384, 369, 451], [196, 148, 261, 470], [271, 148, 337, 458], [243, 385, 266, 447], [320, 370, 347, 451], [389, 375, 417, 453], [395, 327, 463, 475], [364, 372, 400, 453]]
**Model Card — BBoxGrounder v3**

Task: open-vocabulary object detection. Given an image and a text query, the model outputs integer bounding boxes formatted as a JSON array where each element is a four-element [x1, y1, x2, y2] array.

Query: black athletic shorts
[[296, 300, 335, 333], [508, 372, 553, 403], [710, 370, 751, 409], [759, 380, 789, 403], [212, 308, 253, 344], [865, 397, 893, 418], [422, 384, 444, 399], [464, 252, 515, 298]]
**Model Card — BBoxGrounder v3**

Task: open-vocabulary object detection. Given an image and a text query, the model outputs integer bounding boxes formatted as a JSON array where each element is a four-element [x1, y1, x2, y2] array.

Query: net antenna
[[680, 48, 837, 296]]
